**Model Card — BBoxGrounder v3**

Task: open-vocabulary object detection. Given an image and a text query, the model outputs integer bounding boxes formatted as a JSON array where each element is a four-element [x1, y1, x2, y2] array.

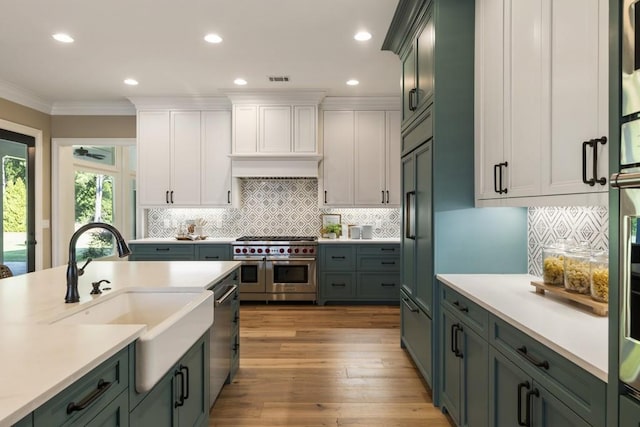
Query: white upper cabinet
[[321, 106, 401, 208], [137, 107, 236, 208], [293, 105, 317, 153], [233, 105, 258, 153], [259, 105, 292, 152], [475, 0, 608, 207]]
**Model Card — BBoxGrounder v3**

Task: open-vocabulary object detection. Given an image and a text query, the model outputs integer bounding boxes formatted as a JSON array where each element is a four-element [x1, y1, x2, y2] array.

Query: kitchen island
[[0, 260, 239, 426]]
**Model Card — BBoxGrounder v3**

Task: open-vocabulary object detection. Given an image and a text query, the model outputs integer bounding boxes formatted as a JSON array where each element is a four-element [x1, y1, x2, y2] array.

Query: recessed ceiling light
[[124, 78, 139, 86], [234, 78, 247, 86], [52, 33, 74, 43], [346, 79, 359, 86], [354, 31, 372, 41], [204, 33, 223, 44]]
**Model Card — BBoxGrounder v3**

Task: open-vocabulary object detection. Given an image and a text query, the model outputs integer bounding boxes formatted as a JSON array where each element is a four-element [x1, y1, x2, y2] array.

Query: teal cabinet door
[[401, 153, 416, 298], [462, 326, 488, 427], [177, 336, 209, 427], [620, 395, 640, 426], [488, 347, 529, 427], [84, 389, 129, 427], [129, 369, 176, 427], [400, 290, 432, 387], [413, 141, 433, 315], [12, 414, 32, 427], [440, 308, 462, 425], [534, 384, 590, 427]]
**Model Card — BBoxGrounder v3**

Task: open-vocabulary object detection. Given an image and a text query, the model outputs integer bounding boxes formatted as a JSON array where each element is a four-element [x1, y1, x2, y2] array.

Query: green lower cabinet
[[12, 414, 32, 427], [620, 395, 640, 425], [81, 389, 129, 427], [400, 290, 432, 387], [129, 244, 195, 261], [129, 333, 210, 427], [440, 307, 488, 427], [489, 347, 589, 427]]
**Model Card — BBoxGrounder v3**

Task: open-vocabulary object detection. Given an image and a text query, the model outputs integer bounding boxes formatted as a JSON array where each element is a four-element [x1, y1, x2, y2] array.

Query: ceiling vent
[[268, 76, 290, 82]]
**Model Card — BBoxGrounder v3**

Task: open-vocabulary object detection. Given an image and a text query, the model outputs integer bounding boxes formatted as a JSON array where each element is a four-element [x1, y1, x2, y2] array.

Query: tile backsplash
[[145, 179, 401, 238], [528, 206, 609, 277]]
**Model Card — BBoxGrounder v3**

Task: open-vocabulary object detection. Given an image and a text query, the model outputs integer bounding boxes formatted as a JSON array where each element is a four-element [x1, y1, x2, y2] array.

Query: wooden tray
[[530, 281, 608, 317]]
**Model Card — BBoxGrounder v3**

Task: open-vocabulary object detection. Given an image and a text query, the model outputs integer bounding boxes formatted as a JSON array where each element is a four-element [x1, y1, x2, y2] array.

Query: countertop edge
[[436, 274, 608, 383]]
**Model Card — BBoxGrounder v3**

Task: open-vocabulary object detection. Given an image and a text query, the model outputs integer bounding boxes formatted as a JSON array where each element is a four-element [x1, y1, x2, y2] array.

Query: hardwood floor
[[209, 304, 454, 427]]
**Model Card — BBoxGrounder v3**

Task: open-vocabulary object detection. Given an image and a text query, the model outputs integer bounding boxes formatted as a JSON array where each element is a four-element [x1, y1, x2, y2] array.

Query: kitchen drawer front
[[401, 292, 432, 387], [440, 284, 488, 338], [402, 107, 433, 155], [357, 273, 400, 299], [33, 347, 129, 427], [620, 395, 640, 425], [73, 389, 129, 427], [321, 273, 357, 299], [358, 256, 400, 272], [195, 244, 230, 261], [357, 245, 400, 256], [129, 244, 195, 260], [489, 315, 606, 426], [321, 246, 356, 271]]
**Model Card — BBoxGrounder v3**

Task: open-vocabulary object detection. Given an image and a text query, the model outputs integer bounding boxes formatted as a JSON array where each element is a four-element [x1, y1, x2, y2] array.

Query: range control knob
[[250, 248, 256, 253], [294, 248, 300, 253], [309, 248, 315, 254], [257, 248, 263, 253], [242, 248, 247, 253], [279, 248, 285, 253], [287, 248, 292, 253], [265, 248, 270, 254], [302, 248, 308, 253], [235, 248, 240, 253]]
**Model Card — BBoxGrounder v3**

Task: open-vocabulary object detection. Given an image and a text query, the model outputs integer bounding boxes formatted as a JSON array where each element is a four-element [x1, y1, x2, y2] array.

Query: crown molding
[[128, 96, 231, 110], [320, 96, 401, 111], [51, 100, 136, 115], [0, 79, 52, 114], [223, 90, 327, 105]]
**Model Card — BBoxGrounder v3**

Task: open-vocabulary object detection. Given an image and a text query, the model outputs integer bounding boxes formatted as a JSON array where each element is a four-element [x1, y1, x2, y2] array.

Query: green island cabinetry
[[317, 244, 400, 305], [128, 243, 231, 261], [129, 333, 209, 427], [620, 395, 640, 425], [438, 282, 606, 427]]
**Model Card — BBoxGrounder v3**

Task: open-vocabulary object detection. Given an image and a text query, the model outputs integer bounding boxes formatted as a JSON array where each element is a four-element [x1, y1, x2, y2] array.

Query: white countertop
[[129, 237, 238, 244], [436, 274, 608, 382], [317, 237, 400, 244], [0, 260, 240, 426]]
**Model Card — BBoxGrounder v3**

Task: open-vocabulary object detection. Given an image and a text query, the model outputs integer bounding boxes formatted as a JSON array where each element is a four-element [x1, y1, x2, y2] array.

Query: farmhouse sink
[[50, 289, 214, 392]]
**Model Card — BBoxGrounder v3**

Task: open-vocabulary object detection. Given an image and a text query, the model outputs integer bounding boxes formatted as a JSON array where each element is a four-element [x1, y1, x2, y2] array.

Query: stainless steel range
[[232, 236, 318, 302]]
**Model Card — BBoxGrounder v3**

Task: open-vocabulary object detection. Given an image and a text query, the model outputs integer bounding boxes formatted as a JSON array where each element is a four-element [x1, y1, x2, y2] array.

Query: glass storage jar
[[590, 252, 609, 302], [564, 242, 592, 294], [542, 239, 574, 286]]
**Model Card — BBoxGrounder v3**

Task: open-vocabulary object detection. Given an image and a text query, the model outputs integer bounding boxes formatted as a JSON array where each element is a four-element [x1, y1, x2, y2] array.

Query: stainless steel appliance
[[232, 236, 318, 301], [208, 272, 238, 407], [623, 0, 640, 119]]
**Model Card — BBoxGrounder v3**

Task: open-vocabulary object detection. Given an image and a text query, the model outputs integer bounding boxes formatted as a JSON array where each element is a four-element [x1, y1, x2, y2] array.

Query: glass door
[[0, 128, 35, 275]]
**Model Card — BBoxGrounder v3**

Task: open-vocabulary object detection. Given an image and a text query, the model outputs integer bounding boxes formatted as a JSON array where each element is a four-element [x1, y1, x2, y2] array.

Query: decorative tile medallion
[[528, 206, 609, 277], [146, 179, 401, 239]]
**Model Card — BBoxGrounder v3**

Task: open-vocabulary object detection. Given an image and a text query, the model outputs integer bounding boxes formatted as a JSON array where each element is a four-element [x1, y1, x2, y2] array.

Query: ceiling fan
[[73, 146, 105, 160]]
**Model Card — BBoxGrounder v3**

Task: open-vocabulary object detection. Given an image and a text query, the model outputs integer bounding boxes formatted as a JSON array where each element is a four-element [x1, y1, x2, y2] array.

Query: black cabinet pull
[[227, 190, 231, 204], [386, 190, 390, 203], [381, 190, 385, 204], [498, 162, 508, 194], [170, 190, 174, 204], [452, 324, 463, 358], [582, 140, 594, 185], [156, 247, 170, 252], [493, 163, 500, 194], [204, 256, 220, 260], [380, 283, 396, 287], [450, 324, 457, 354], [517, 381, 530, 426], [402, 297, 419, 313], [180, 365, 190, 400], [381, 261, 396, 265], [166, 190, 169, 204], [525, 388, 539, 427], [331, 256, 346, 260], [381, 248, 395, 252], [408, 88, 417, 111], [453, 300, 469, 313], [592, 136, 607, 186], [517, 346, 549, 370], [66, 379, 112, 414], [331, 283, 346, 287], [174, 370, 185, 408], [324, 190, 327, 204]]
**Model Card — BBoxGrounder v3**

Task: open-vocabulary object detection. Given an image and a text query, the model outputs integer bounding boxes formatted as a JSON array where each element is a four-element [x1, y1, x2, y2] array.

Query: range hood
[[230, 153, 322, 178]]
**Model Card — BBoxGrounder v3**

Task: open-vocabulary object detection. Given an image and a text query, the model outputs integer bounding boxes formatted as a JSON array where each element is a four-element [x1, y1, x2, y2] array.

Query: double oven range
[[232, 236, 318, 302]]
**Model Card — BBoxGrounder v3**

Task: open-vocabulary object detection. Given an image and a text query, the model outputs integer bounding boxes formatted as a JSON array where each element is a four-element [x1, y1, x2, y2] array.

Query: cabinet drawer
[[33, 347, 129, 427], [620, 395, 640, 425], [440, 284, 488, 338], [358, 256, 400, 272], [321, 246, 356, 271], [358, 273, 400, 299], [402, 107, 433, 154], [489, 315, 606, 426], [357, 245, 400, 256], [195, 244, 230, 261], [401, 291, 432, 387], [321, 273, 356, 299], [129, 244, 195, 260]]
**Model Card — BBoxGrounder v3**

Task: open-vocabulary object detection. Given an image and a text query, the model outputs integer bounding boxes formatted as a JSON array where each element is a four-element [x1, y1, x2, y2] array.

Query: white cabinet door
[[543, 0, 608, 195], [259, 105, 292, 152], [475, 0, 506, 201], [322, 111, 354, 206], [233, 105, 258, 153], [503, 0, 542, 198], [386, 111, 401, 206], [201, 111, 233, 206], [294, 105, 317, 153], [354, 111, 386, 205], [138, 111, 171, 206], [171, 111, 201, 206]]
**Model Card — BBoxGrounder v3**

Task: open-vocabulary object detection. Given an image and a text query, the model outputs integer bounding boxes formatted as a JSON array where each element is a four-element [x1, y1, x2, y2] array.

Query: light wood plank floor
[[209, 304, 454, 427]]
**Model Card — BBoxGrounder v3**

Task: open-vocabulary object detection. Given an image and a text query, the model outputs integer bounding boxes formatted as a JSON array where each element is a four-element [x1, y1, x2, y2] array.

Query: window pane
[[74, 171, 115, 262]]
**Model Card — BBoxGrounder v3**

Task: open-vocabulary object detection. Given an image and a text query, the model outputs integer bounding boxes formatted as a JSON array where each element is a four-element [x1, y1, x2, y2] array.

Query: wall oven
[[232, 236, 317, 302]]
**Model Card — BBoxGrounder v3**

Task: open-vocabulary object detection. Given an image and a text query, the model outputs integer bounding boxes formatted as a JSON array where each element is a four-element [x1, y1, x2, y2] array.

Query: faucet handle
[[90, 279, 111, 295], [78, 258, 93, 276]]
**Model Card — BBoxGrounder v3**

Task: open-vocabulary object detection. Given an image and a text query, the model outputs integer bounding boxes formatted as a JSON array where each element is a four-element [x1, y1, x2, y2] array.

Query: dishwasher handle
[[215, 285, 238, 306]]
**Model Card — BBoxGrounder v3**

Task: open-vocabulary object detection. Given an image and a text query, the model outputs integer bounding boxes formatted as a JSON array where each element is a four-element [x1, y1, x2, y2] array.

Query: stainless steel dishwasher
[[208, 272, 238, 407]]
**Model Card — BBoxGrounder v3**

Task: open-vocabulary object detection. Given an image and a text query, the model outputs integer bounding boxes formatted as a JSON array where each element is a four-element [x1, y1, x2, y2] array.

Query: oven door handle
[[266, 257, 316, 262]]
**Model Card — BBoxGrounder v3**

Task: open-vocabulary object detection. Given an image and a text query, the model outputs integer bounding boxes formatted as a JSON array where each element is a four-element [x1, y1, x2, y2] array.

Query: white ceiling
[[0, 0, 401, 111]]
